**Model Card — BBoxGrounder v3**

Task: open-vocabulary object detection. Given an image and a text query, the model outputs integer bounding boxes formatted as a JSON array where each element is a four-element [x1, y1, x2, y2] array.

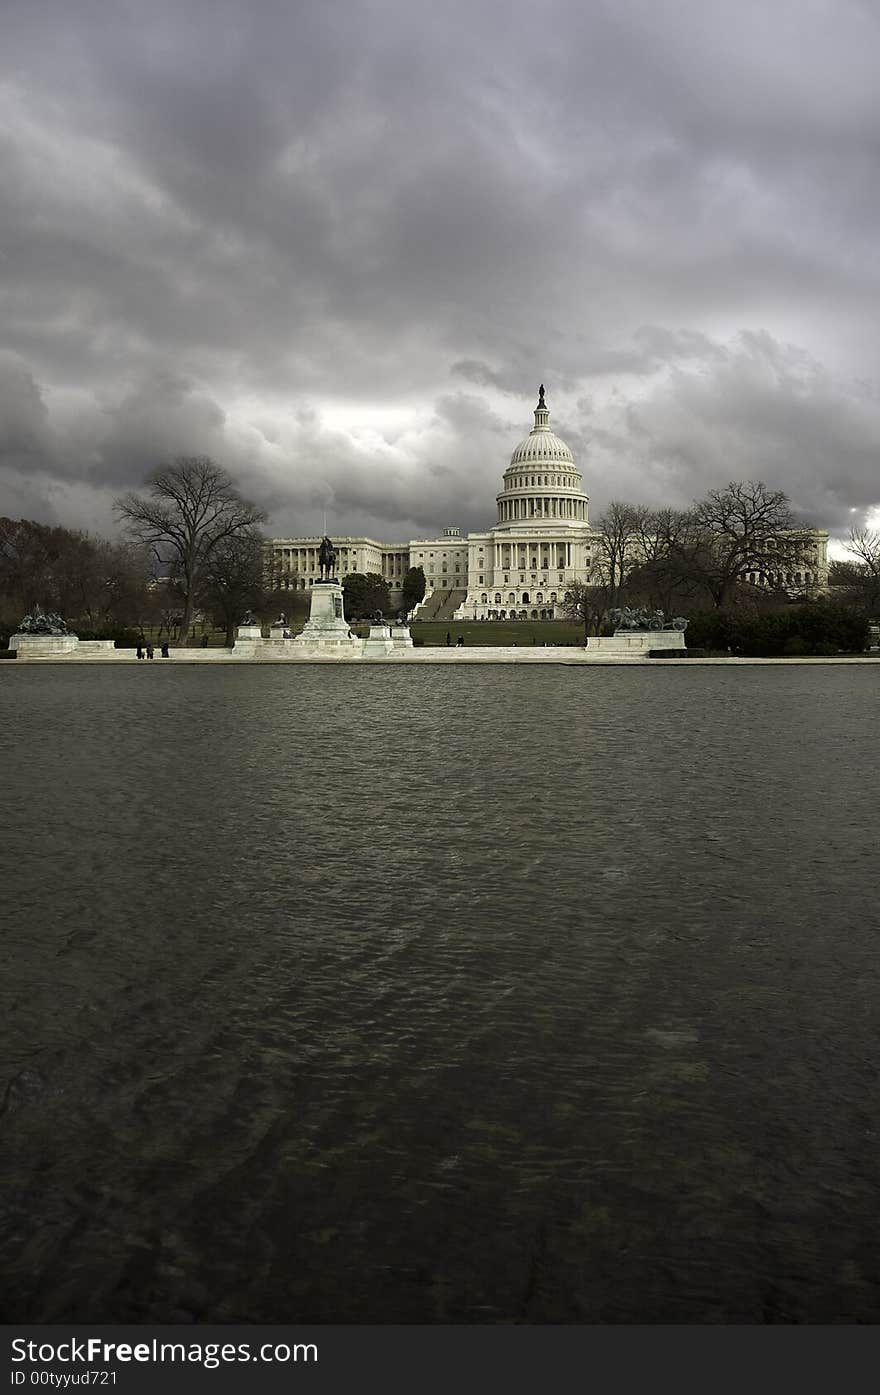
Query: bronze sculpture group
[[609, 607, 688, 633], [16, 604, 69, 635]]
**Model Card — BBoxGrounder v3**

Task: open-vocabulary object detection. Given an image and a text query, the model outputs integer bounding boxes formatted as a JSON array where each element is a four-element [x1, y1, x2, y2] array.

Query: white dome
[[509, 430, 574, 466], [508, 386, 575, 467]]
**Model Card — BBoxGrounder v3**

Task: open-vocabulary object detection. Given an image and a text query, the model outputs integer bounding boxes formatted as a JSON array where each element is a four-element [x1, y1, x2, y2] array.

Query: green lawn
[[410, 620, 586, 647]]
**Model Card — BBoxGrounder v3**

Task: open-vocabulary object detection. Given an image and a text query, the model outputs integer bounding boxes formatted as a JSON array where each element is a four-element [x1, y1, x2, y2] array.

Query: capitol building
[[267, 388, 829, 618]]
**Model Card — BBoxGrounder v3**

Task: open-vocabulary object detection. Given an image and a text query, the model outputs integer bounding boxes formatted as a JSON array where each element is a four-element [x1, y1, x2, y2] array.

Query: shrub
[[688, 603, 869, 656]]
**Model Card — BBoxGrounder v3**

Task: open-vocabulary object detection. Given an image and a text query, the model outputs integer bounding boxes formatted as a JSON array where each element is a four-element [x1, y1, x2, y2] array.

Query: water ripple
[[1, 664, 879, 1322]]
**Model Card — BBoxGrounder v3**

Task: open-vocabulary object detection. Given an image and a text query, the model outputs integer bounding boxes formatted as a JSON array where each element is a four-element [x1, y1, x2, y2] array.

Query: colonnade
[[497, 497, 587, 522], [481, 539, 575, 573]]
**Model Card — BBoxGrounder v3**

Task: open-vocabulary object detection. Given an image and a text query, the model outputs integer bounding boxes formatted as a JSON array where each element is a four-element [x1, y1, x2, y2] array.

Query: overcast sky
[[2, 0, 879, 546]]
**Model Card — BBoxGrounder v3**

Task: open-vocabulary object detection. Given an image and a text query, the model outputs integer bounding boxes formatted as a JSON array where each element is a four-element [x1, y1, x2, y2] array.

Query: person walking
[[160, 643, 169, 658], [136, 643, 143, 660], [146, 643, 154, 659], [446, 630, 451, 646], [201, 634, 209, 648]]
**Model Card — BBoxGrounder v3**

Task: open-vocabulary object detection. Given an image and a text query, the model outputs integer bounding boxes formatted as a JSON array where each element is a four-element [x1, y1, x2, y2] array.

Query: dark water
[[1, 664, 879, 1323]]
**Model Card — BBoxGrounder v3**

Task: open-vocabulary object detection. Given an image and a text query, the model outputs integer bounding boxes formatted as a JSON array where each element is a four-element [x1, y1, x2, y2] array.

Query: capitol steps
[[411, 587, 467, 622], [427, 588, 468, 621], [411, 588, 453, 620]]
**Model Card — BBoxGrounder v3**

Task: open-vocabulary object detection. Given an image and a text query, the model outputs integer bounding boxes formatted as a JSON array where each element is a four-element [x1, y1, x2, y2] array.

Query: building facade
[[266, 388, 829, 614]]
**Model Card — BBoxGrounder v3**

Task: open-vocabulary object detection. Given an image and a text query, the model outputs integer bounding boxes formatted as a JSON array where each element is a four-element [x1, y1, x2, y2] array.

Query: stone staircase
[[434, 588, 468, 620], [411, 588, 450, 620], [412, 588, 468, 622]]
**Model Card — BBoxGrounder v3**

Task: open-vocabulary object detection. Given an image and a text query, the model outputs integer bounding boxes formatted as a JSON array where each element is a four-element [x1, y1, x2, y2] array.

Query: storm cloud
[[1, 0, 879, 541]]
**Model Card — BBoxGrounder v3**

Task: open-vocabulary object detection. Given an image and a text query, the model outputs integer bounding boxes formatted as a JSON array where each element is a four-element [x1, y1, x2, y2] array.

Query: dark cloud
[[1, 0, 879, 542]]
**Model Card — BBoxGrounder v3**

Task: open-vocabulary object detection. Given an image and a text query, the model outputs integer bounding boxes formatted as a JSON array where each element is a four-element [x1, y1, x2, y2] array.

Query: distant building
[[266, 388, 828, 615]]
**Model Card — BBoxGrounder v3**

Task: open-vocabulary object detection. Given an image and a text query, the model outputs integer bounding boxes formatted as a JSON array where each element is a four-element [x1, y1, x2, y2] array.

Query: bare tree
[[559, 578, 611, 640], [626, 507, 708, 613], [842, 526, 880, 612], [115, 458, 266, 645], [686, 480, 796, 608], [0, 517, 154, 632], [594, 501, 643, 606], [846, 525, 880, 571], [200, 528, 267, 646]]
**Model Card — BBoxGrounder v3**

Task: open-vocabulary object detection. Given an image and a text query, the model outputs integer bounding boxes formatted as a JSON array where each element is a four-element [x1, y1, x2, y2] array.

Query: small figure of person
[[446, 630, 452, 646], [146, 644, 154, 659], [456, 635, 464, 647], [201, 634, 209, 648], [136, 644, 143, 660], [160, 643, 169, 658]]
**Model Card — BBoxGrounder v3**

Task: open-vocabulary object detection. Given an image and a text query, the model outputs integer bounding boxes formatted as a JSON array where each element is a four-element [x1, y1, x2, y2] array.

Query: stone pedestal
[[233, 622, 264, 656], [291, 581, 360, 651], [390, 624, 414, 649], [9, 633, 79, 656], [587, 630, 687, 655], [363, 623, 394, 656], [77, 640, 117, 655]]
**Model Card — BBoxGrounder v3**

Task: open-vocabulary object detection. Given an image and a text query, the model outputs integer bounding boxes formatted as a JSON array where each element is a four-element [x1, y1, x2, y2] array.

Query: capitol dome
[[509, 430, 574, 464], [495, 386, 589, 528]]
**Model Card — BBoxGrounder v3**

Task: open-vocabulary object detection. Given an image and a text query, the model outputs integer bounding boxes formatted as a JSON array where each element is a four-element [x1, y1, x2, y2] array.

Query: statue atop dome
[[538, 383, 546, 408]]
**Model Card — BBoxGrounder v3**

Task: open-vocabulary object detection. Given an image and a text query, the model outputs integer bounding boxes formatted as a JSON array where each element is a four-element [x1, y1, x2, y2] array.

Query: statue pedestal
[[233, 623, 264, 655], [390, 624, 414, 649], [587, 631, 687, 655], [9, 632, 79, 656], [363, 623, 394, 656], [291, 581, 360, 651]]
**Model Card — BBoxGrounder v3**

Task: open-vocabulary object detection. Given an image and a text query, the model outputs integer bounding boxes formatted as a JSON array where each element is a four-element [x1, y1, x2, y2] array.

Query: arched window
[[494, 592, 502, 603], [550, 592, 557, 602], [536, 593, 543, 603], [480, 593, 488, 603], [531, 610, 538, 619], [508, 592, 516, 603], [522, 591, 530, 603]]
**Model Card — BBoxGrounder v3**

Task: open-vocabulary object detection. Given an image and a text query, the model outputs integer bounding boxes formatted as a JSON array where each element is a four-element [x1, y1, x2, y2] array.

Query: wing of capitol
[[267, 388, 829, 618]]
